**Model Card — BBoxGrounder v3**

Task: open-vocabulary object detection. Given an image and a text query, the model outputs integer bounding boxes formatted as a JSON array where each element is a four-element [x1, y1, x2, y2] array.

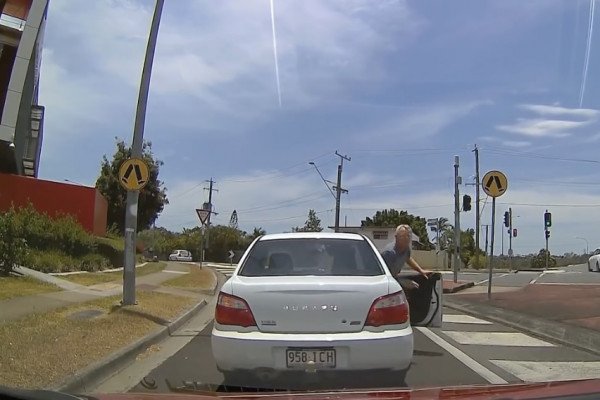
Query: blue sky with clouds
[[38, 0, 600, 255]]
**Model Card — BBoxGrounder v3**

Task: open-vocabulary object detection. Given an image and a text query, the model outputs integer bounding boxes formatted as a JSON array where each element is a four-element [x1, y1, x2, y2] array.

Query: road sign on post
[[196, 209, 210, 226], [228, 250, 235, 266], [119, 158, 150, 191], [482, 170, 509, 300]]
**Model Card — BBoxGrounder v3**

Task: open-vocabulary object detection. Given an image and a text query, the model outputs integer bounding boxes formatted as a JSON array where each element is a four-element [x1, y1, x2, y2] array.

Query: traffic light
[[462, 195, 472, 211], [544, 211, 552, 228], [545, 229, 550, 239], [513, 228, 517, 237], [503, 211, 510, 227]]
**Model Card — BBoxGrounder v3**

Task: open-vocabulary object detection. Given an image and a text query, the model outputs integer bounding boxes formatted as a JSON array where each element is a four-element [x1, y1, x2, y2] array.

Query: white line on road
[[163, 270, 189, 274], [443, 314, 493, 325], [474, 273, 512, 286], [415, 327, 508, 385], [529, 272, 544, 284], [443, 331, 555, 347], [491, 360, 600, 382]]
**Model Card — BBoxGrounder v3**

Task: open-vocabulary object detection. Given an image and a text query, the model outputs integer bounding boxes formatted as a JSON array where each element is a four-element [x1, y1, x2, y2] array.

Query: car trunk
[[231, 276, 390, 333]]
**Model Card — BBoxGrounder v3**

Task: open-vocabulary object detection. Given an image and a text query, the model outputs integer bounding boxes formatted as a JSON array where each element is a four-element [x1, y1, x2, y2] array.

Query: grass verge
[[61, 262, 167, 286], [163, 265, 215, 291], [0, 290, 196, 389], [0, 275, 60, 301]]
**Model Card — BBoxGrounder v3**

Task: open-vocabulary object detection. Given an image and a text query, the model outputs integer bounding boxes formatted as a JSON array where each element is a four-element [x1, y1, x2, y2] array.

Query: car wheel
[[597, 262, 600, 273]]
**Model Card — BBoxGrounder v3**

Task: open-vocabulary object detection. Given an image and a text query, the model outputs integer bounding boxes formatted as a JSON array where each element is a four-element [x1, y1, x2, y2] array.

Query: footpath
[[446, 282, 600, 356], [0, 262, 199, 322]]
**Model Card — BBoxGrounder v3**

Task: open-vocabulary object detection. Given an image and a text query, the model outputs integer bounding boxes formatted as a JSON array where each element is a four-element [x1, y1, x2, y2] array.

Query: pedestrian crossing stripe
[[491, 360, 600, 382], [443, 314, 493, 325], [444, 331, 556, 347]]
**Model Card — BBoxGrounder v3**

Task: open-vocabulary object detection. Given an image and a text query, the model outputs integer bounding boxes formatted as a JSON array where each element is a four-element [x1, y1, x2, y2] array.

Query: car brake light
[[215, 292, 257, 327], [365, 292, 409, 327]]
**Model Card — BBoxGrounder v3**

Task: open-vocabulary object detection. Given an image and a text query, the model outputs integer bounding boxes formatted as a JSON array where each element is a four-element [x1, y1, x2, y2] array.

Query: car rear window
[[239, 238, 384, 277]]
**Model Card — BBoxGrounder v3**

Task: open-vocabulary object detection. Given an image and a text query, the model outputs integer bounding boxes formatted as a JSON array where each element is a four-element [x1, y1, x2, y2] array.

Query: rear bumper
[[211, 326, 414, 372]]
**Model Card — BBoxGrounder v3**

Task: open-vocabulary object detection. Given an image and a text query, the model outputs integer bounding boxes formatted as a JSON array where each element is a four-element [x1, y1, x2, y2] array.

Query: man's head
[[395, 224, 413, 251]]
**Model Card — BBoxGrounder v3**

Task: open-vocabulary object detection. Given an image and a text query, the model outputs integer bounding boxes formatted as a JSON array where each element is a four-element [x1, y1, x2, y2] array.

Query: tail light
[[365, 292, 409, 327], [215, 292, 257, 327]]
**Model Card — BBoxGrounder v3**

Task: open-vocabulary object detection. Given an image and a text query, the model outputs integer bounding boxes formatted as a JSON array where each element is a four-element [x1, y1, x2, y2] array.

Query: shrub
[[79, 253, 111, 272], [0, 208, 29, 275], [26, 250, 78, 273]]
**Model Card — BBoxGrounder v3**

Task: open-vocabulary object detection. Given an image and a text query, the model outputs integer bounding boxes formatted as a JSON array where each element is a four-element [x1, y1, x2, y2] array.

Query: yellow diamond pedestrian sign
[[119, 158, 150, 191], [482, 170, 508, 198]]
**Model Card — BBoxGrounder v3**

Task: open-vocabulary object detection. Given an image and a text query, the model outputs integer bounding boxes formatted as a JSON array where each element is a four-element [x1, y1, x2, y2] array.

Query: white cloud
[[497, 104, 600, 139], [519, 104, 600, 119], [479, 136, 531, 148], [496, 119, 591, 138], [357, 100, 490, 143]]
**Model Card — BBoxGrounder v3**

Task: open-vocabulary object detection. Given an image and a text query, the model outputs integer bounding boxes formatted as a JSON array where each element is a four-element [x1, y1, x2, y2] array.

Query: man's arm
[[407, 257, 429, 277]]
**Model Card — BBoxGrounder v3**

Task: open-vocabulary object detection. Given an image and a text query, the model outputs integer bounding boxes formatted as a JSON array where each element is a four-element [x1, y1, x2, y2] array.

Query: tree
[[0, 207, 28, 275], [293, 209, 323, 232], [531, 248, 557, 269], [96, 139, 168, 234], [248, 227, 266, 241], [362, 209, 432, 249], [205, 225, 249, 262]]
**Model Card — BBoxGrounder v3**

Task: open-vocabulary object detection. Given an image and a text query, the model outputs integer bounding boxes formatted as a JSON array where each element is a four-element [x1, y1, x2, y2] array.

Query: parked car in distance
[[588, 249, 600, 272], [169, 249, 193, 262]]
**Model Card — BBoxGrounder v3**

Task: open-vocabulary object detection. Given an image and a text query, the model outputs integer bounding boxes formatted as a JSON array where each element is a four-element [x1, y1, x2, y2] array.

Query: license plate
[[286, 348, 336, 369]]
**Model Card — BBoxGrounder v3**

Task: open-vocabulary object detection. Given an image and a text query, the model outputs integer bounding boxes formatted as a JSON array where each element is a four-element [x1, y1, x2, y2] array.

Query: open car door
[[397, 272, 443, 328]]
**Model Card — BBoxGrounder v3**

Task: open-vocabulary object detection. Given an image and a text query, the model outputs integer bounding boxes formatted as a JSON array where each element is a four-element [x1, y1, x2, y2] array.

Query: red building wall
[[0, 173, 107, 236]]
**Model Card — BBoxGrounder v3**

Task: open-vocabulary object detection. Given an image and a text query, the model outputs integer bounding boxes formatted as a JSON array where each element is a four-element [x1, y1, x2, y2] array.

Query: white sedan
[[588, 249, 600, 272], [211, 232, 442, 386], [168, 249, 192, 262]]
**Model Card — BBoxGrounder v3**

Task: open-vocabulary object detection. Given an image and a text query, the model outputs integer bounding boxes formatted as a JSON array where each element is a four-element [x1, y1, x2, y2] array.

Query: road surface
[[91, 264, 600, 394]]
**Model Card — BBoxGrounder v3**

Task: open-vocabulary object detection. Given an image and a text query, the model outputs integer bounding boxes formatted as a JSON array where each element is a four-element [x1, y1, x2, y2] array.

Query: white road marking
[[163, 270, 189, 274], [415, 327, 508, 384], [443, 314, 493, 325], [543, 270, 565, 274], [530, 272, 544, 284], [444, 331, 555, 347], [474, 273, 511, 286], [491, 360, 600, 382]]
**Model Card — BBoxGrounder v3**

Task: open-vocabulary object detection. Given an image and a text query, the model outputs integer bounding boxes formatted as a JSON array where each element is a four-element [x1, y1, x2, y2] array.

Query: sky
[[37, 0, 600, 255]]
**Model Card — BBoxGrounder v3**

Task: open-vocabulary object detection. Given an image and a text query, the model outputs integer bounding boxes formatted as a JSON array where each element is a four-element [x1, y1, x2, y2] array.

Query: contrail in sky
[[580, 0, 595, 107], [269, 0, 282, 108]]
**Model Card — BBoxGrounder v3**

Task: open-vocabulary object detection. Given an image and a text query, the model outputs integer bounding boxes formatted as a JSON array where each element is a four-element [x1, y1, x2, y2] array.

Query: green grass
[[0, 275, 61, 300], [0, 290, 196, 389], [62, 262, 167, 286], [163, 266, 215, 291]]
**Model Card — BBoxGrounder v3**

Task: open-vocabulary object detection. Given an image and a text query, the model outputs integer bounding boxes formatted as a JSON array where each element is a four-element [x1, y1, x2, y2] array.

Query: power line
[[481, 147, 600, 164], [242, 208, 334, 223], [497, 202, 600, 207]]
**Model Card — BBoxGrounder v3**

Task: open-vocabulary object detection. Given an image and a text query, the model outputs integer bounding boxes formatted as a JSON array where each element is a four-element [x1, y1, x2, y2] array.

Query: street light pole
[[576, 237, 589, 254], [122, 0, 164, 306]]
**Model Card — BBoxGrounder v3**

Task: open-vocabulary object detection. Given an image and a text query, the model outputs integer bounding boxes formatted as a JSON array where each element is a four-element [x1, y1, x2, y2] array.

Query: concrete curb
[[52, 298, 208, 393], [445, 297, 600, 357], [443, 281, 475, 294]]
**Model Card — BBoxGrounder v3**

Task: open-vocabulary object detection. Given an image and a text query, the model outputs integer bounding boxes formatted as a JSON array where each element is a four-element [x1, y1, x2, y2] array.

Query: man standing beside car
[[381, 224, 430, 290]]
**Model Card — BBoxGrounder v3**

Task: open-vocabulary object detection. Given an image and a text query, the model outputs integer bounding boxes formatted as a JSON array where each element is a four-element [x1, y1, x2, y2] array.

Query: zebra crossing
[[426, 310, 600, 383], [205, 263, 237, 278]]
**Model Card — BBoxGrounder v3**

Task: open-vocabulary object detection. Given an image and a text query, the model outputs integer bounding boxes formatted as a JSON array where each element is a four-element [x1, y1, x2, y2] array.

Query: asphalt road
[[448, 263, 600, 288], [89, 264, 600, 395]]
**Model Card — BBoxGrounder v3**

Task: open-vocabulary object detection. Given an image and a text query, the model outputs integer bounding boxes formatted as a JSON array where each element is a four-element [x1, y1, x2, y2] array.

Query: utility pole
[[334, 151, 350, 232], [453, 156, 461, 283], [501, 223, 504, 256], [473, 145, 481, 263], [122, 0, 164, 306], [488, 198, 497, 300], [202, 178, 218, 263]]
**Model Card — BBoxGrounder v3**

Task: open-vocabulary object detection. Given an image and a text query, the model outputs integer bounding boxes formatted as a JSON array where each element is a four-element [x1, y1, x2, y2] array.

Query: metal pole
[[509, 207, 513, 270], [122, 0, 164, 306], [545, 232, 549, 270], [453, 156, 461, 283], [435, 219, 440, 270], [484, 224, 489, 255], [335, 163, 342, 233], [474, 145, 481, 264], [501, 222, 504, 256], [488, 198, 496, 300]]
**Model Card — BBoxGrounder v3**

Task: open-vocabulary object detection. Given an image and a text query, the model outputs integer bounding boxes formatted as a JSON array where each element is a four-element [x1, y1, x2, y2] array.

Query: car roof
[[258, 232, 365, 241]]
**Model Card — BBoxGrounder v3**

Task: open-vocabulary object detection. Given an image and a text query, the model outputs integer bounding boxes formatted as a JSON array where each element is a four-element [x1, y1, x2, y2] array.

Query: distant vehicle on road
[[211, 232, 442, 386], [588, 249, 600, 272], [169, 249, 192, 262]]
